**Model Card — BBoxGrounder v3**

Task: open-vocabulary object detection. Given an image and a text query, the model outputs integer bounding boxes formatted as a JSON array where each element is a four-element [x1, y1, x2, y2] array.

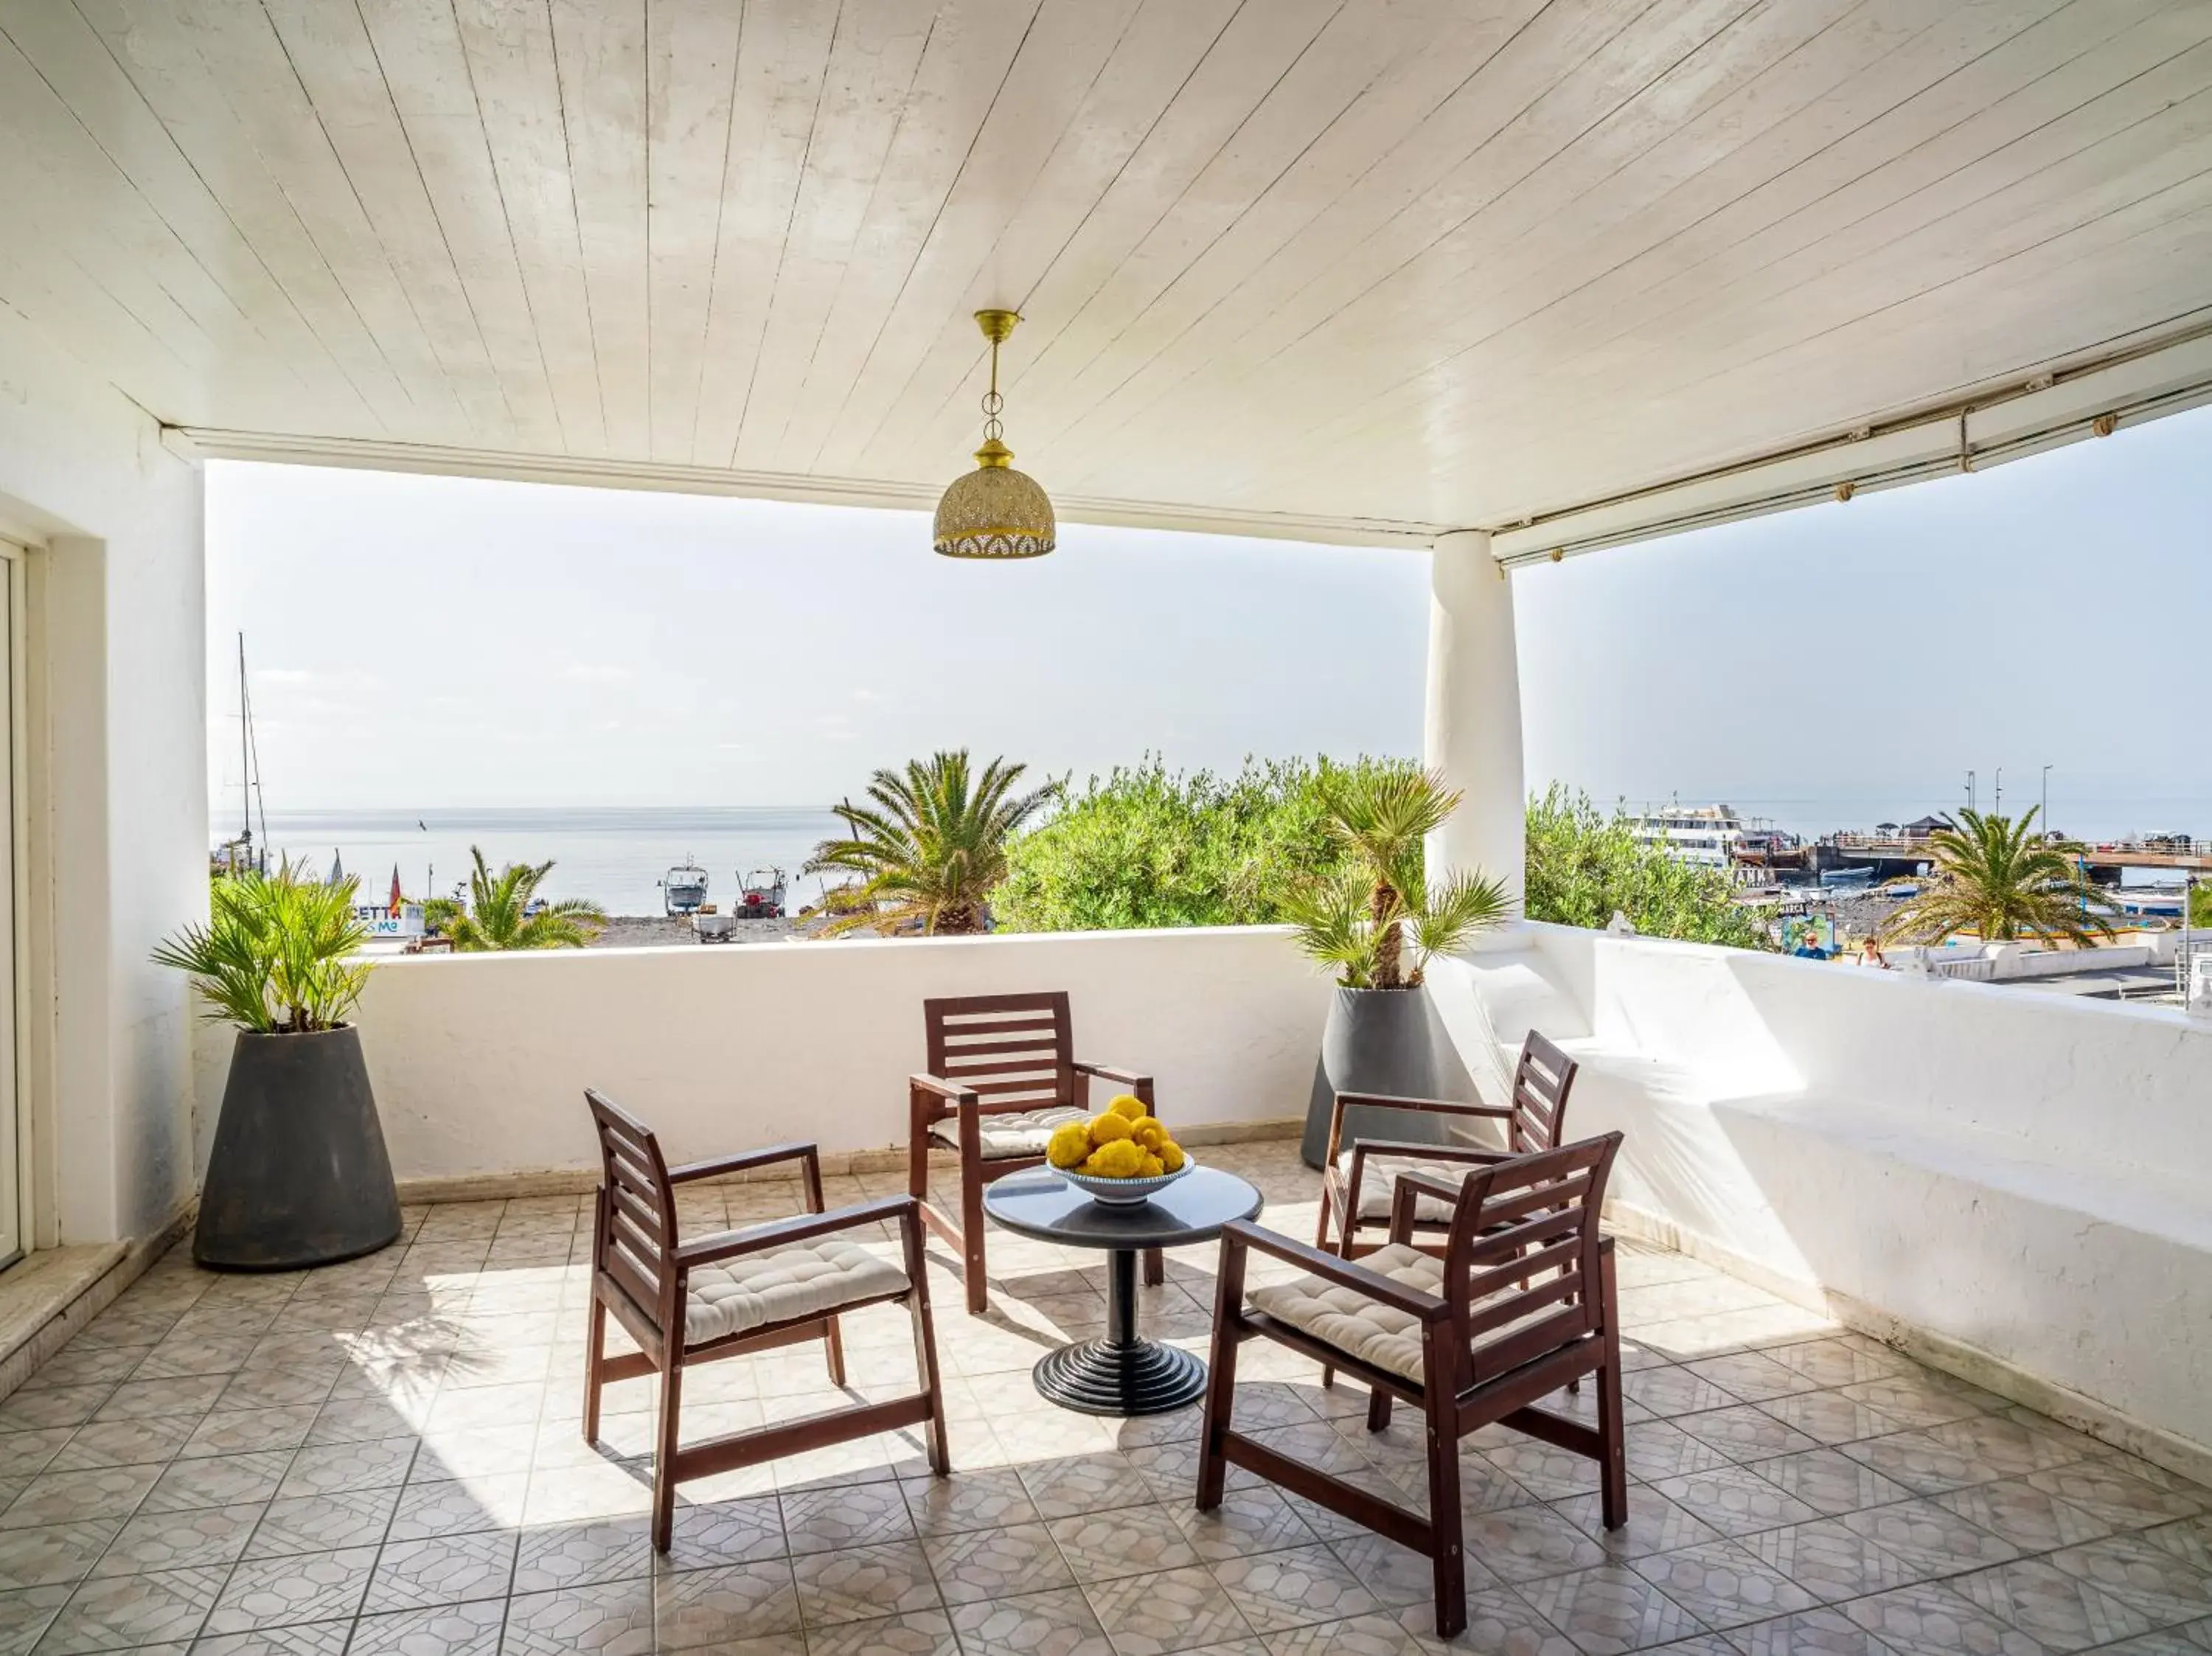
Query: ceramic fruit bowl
[[1057, 1159, 1196, 1206]]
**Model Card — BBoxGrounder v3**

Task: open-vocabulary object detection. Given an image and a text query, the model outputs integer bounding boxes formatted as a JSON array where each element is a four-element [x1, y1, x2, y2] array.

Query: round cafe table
[[981, 1165, 1264, 1417]]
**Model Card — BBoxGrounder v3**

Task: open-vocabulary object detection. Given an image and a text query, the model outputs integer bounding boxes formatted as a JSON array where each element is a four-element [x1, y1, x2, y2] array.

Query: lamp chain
[[981, 338, 1004, 445]]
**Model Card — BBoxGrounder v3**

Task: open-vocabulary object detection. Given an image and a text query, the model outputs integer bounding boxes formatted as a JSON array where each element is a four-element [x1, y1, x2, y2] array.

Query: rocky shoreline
[[587, 914, 801, 949]]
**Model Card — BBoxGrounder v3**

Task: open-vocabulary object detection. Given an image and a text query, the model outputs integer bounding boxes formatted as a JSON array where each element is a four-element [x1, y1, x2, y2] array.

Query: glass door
[[0, 546, 22, 1267]]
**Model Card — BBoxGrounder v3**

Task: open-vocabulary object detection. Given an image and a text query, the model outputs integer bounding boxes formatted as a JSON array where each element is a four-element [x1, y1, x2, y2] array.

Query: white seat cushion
[[928, 1104, 1085, 1160], [1337, 1151, 1495, 1222], [1248, 1243, 1444, 1382], [684, 1239, 908, 1346]]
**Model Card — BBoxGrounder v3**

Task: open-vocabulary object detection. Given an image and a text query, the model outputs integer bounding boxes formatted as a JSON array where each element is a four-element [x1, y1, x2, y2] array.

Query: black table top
[[981, 1166, 1265, 1249]]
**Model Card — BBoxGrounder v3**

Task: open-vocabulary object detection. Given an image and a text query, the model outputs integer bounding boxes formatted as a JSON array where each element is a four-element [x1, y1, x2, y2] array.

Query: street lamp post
[[1994, 768, 2003, 816], [2041, 764, 2051, 827]]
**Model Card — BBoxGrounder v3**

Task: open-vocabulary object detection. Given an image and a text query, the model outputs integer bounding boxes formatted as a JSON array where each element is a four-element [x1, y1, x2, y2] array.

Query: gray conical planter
[[1300, 986, 1477, 1169], [197, 1026, 402, 1270]]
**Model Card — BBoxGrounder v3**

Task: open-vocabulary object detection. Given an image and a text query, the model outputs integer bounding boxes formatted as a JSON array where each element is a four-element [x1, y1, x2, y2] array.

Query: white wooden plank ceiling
[[2, 0, 2209, 541]]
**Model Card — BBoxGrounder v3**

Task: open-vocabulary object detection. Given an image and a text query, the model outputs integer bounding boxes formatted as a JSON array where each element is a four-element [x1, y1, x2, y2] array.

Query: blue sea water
[[242, 807, 849, 915]]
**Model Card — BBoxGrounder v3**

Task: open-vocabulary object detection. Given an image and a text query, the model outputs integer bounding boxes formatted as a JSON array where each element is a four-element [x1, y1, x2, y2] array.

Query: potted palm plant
[[1286, 767, 1512, 1166], [155, 861, 402, 1268]]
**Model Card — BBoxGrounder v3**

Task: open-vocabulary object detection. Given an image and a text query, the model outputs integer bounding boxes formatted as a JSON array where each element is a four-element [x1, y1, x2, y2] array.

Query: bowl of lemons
[[1046, 1095, 1192, 1206]]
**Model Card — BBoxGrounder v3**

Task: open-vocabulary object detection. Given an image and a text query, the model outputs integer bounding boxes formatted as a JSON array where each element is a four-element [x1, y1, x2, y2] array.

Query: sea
[[246, 807, 850, 915]]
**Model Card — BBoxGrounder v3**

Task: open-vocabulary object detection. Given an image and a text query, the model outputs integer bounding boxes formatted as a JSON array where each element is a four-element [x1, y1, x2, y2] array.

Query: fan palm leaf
[[153, 859, 372, 1031], [805, 751, 1057, 936], [1877, 808, 2116, 948], [445, 848, 606, 950]]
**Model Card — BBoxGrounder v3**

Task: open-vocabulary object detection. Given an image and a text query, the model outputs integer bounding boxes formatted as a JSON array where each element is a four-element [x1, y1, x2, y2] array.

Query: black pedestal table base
[[980, 1166, 1265, 1421], [1032, 1245, 1206, 1416]]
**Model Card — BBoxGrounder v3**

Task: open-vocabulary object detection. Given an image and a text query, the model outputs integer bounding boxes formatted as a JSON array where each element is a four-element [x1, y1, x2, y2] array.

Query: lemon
[[1107, 1094, 1148, 1122], [1157, 1140, 1186, 1173], [1088, 1112, 1135, 1144], [1132, 1118, 1166, 1151], [1137, 1152, 1165, 1178], [1083, 1139, 1146, 1177], [1046, 1121, 1093, 1169]]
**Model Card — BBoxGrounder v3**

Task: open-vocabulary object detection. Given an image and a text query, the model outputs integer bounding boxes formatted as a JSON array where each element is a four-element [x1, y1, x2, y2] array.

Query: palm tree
[[806, 751, 1057, 936], [1877, 807, 2115, 948], [1285, 765, 1511, 988], [444, 848, 607, 950]]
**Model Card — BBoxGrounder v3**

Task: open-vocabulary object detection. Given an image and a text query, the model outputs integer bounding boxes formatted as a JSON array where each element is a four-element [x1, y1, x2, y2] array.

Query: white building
[[0, 0, 2207, 1506]]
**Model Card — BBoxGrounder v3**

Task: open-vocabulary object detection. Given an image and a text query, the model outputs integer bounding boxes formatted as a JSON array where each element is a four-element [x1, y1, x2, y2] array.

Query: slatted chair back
[[922, 992, 1075, 1117], [1506, 1031, 1579, 1155], [586, 1088, 681, 1335], [1443, 1132, 1622, 1390]]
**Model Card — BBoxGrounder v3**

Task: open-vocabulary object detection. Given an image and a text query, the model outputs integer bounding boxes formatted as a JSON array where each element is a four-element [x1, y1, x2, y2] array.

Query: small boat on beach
[[662, 860, 709, 915], [736, 869, 787, 920]]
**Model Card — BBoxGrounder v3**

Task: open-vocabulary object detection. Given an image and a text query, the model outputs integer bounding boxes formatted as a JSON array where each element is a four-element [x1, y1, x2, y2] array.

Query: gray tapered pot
[[196, 1026, 402, 1270], [1299, 985, 1475, 1169]]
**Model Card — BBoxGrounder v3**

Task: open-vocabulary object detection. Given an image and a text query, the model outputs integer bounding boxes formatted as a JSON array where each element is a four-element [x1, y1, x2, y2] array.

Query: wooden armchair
[[1318, 1031, 1579, 1260], [1199, 1133, 1629, 1638], [584, 1090, 949, 1551], [909, 992, 1163, 1314]]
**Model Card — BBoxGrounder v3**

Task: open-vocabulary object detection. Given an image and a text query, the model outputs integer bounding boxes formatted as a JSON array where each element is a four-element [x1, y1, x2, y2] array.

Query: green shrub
[[154, 861, 373, 1031], [1523, 785, 1773, 950], [994, 756, 1414, 932]]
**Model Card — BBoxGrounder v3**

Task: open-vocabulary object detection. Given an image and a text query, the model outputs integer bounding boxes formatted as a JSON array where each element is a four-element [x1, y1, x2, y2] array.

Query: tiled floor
[[0, 1139, 2205, 1655]]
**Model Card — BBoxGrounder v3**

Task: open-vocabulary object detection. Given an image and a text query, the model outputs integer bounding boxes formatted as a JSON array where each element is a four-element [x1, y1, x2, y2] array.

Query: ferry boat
[[1627, 802, 1752, 869]]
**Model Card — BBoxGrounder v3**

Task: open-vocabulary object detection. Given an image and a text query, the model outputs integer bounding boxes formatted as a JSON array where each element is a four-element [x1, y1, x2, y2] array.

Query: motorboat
[[735, 869, 787, 919], [662, 861, 709, 915]]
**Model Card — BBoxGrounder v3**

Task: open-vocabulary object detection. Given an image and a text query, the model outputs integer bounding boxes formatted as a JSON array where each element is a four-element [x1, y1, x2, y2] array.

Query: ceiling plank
[[451, 0, 607, 454], [550, 0, 650, 459]]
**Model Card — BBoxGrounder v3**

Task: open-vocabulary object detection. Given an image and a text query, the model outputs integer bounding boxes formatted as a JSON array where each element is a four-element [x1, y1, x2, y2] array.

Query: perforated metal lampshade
[[935, 309, 1054, 560], [933, 440, 1056, 560]]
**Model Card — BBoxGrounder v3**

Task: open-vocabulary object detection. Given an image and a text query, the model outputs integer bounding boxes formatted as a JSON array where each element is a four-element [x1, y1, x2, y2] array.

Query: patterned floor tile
[[1743, 1518, 1927, 1604], [901, 1467, 1040, 1537], [1084, 1564, 1253, 1655], [1673, 1408, 1820, 1464], [204, 1545, 378, 1635], [1515, 1563, 1700, 1655], [498, 1579, 654, 1655], [2025, 1464, 2204, 1531], [1621, 1424, 1734, 1486], [1750, 1392, 1900, 1449], [88, 1502, 260, 1576], [1761, 1340, 1913, 1391], [1398, 1587, 1578, 1654], [513, 1517, 653, 1593], [189, 1618, 350, 1655], [1646, 1467, 1818, 1540], [925, 1522, 1075, 1604], [1834, 1376, 1999, 1433], [1462, 1505, 1613, 1583], [1628, 1540, 1819, 1632], [1840, 1581, 2044, 1656], [37, 1565, 226, 1653], [366, 1529, 518, 1612], [244, 1488, 402, 1559], [0, 1467, 159, 1533], [1622, 1369, 1741, 1420], [385, 1475, 528, 1542], [790, 1539, 942, 1626], [659, 1493, 786, 1570], [1745, 1449, 1913, 1519], [650, 1557, 803, 1646], [805, 1606, 958, 1655], [346, 1598, 505, 1655], [50, 1416, 199, 1472], [1550, 1489, 1724, 1565], [1677, 1353, 1816, 1406], [1949, 1555, 2157, 1651], [1839, 1498, 2020, 1577], [1052, 1505, 1203, 1582], [780, 1478, 915, 1554], [950, 1585, 1113, 1656], [1019, 1453, 1158, 1522], [137, 1450, 291, 1514], [1722, 1605, 1892, 1655], [274, 1436, 418, 1497], [1212, 1542, 1384, 1632], [1169, 1488, 1318, 1564], [0, 1520, 119, 1591], [2046, 1527, 2212, 1625], [1933, 1476, 2118, 1554]]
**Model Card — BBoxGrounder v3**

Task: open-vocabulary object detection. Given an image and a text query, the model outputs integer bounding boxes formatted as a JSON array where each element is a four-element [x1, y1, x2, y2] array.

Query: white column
[[1424, 529, 1523, 924]]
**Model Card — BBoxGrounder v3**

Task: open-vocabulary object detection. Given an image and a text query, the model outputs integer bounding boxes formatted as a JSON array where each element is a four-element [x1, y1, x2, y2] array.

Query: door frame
[[0, 541, 27, 1266]]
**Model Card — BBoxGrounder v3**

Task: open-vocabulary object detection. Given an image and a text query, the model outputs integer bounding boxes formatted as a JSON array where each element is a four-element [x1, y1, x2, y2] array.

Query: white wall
[[0, 305, 205, 1245], [1434, 923, 2212, 1464], [195, 928, 1333, 1183]]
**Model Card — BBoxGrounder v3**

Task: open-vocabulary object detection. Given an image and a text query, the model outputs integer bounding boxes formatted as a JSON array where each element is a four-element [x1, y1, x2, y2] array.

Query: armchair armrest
[[667, 1141, 819, 1185], [1388, 1169, 1475, 1245], [677, 1194, 914, 1267], [909, 1072, 978, 1104], [1217, 1219, 1447, 1321], [1344, 1139, 1512, 1171], [1335, 1090, 1511, 1118], [1071, 1060, 1152, 1090]]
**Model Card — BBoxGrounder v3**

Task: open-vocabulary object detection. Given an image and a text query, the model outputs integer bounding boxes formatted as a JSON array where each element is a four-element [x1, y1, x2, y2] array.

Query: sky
[[208, 400, 2212, 840]]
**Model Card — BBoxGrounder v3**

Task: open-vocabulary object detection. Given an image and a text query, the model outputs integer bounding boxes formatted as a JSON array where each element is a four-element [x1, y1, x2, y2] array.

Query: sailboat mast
[[237, 633, 251, 851]]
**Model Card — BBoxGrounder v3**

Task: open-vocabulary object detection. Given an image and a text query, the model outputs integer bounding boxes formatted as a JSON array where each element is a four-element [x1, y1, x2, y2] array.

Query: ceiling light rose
[[934, 309, 1055, 559]]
